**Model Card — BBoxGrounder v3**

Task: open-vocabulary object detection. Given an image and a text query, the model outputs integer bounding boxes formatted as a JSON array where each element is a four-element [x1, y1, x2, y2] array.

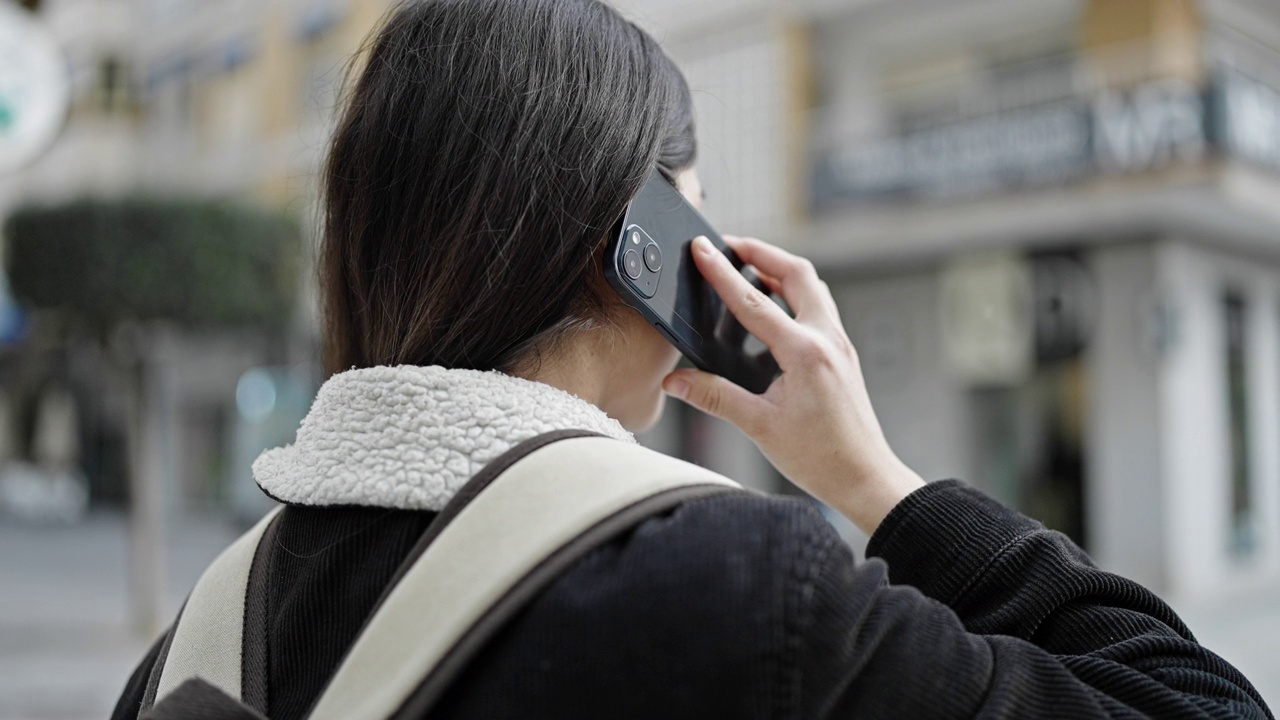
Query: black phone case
[[604, 171, 781, 394]]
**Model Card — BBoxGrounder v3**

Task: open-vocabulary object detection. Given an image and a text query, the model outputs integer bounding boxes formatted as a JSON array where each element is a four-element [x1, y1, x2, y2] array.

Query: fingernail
[[664, 378, 690, 399], [692, 236, 714, 255]]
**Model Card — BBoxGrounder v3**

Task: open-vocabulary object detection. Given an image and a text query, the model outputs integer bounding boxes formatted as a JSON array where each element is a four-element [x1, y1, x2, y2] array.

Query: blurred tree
[[3, 197, 301, 633], [5, 197, 300, 331]]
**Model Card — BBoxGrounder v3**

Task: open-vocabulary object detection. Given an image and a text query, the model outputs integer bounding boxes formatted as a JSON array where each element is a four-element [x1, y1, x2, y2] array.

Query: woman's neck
[[512, 334, 610, 409]]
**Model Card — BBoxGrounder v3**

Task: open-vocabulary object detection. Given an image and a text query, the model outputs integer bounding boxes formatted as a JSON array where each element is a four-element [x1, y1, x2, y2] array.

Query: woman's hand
[[662, 235, 924, 536]]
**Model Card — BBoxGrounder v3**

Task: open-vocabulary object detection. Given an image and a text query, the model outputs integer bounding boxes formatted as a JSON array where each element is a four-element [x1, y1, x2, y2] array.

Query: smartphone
[[604, 170, 781, 394]]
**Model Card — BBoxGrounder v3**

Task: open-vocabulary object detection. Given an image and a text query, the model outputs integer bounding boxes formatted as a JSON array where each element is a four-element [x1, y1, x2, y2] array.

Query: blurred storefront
[[786, 0, 1280, 604]]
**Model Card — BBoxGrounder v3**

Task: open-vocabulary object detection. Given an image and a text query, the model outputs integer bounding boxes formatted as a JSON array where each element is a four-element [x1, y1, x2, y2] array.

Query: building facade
[[5, 0, 1280, 609], [788, 0, 1280, 605]]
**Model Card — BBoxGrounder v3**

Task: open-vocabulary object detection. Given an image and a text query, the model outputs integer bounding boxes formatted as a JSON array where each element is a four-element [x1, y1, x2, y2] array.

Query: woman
[[115, 0, 1272, 718]]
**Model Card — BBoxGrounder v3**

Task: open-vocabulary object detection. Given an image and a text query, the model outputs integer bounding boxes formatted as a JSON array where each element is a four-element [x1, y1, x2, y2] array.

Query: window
[[98, 56, 129, 114]]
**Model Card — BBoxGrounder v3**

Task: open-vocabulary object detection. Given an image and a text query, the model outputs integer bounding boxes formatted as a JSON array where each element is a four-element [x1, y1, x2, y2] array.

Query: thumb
[[662, 369, 761, 428]]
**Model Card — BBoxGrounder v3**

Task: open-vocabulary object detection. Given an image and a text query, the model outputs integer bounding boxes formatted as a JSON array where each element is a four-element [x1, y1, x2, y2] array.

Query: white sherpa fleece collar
[[253, 365, 635, 510]]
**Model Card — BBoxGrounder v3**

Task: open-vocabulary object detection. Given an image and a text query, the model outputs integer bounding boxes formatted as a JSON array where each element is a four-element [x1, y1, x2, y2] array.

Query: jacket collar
[[253, 365, 635, 510]]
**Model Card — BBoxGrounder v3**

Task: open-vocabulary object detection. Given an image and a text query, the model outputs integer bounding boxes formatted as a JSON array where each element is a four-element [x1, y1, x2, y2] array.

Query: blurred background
[[2, 0, 1279, 717]]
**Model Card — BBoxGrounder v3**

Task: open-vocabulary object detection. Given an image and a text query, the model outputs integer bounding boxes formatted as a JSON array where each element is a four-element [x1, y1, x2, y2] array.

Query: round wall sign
[[0, 1, 70, 174]]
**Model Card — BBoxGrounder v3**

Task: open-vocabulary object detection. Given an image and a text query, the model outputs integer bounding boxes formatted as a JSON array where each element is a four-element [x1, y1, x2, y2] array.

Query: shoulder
[[618, 490, 844, 593], [538, 489, 849, 657], [437, 491, 851, 718]]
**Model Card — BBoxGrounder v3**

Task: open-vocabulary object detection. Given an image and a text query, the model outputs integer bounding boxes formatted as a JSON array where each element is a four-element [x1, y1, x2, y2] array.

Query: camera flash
[[631, 231, 641, 245]]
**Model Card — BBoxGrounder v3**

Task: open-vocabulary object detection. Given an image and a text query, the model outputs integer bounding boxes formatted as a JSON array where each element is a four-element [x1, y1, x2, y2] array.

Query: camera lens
[[623, 249, 643, 279], [643, 242, 662, 272]]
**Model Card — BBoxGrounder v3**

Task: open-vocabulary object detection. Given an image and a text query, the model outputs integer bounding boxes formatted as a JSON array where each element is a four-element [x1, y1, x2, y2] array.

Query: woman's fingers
[[722, 235, 834, 320], [690, 236, 795, 353], [663, 368, 768, 429], [682, 234, 926, 537]]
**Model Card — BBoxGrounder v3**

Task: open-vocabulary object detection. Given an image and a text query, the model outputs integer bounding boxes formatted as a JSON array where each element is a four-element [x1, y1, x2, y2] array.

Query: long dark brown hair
[[320, 0, 697, 377]]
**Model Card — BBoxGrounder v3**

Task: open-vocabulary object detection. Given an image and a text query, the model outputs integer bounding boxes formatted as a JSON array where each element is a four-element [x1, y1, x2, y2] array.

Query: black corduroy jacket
[[113, 479, 1273, 719]]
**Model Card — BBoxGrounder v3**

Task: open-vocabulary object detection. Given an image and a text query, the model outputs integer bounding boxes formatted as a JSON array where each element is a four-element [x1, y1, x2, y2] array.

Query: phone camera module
[[618, 225, 659, 298], [623, 249, 643, 279], [643, 242, 662, 272]]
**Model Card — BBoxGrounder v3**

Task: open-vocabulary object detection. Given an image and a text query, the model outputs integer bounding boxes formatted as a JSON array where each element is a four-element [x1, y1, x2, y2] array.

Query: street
[[0, 512, 238, 720]]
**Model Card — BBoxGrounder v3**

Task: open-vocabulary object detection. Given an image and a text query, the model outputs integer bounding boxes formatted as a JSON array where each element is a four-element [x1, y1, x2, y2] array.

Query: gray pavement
[[0, 512, 239, 720], [0, 513, 1277, 719], [1175, 588, 1280, 711]]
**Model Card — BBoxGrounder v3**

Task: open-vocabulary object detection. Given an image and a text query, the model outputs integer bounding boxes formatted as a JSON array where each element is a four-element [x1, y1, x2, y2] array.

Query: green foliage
[[4, 197, 302, 331]]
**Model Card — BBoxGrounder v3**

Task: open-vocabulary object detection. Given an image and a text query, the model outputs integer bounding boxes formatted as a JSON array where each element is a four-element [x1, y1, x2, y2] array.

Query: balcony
[[810, 35, 1280, 210]]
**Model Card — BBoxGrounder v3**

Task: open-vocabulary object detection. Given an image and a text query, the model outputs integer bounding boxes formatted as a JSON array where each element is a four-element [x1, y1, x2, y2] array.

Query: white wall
[[665, 21, 794, 241], [1086, 242, 1168, 591], [834, 268, 974, 488], [1158, 241, 1280, 602]]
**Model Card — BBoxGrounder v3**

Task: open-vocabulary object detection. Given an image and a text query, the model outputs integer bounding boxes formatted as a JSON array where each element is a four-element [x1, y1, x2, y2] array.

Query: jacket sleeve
[[795, 480, 1273, 719]]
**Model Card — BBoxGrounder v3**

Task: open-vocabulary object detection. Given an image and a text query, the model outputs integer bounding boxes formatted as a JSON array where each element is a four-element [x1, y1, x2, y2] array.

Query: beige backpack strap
[[151, 506, 283, 707], [307, 432, 742, 720]]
